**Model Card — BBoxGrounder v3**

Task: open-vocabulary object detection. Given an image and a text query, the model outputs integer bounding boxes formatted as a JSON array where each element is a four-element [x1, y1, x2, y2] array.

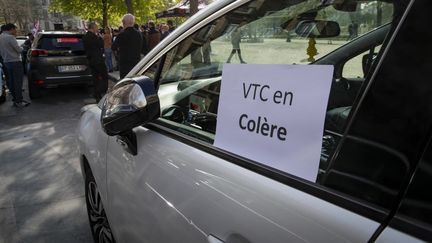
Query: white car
[[78, 0, 432, 242]]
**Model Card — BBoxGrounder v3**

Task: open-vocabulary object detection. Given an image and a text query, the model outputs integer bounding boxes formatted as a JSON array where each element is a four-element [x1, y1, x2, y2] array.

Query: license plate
[[58, 65, 86, 73]]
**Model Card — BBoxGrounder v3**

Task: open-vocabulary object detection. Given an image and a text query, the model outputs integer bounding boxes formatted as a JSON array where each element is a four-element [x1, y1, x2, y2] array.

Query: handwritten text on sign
[[214, 64, 333, 182]]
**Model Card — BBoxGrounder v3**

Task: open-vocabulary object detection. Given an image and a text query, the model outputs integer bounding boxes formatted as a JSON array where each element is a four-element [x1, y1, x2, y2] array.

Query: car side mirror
[[101, 76, 160, 136], [295, 20, 340, 38]]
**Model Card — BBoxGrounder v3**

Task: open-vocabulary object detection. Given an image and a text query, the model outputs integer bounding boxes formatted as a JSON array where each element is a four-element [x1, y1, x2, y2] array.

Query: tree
[[0, 0, 42, 32], [190, 0, 198, 15], [50, 0, 179, 28], [124, 0, 134, 14]]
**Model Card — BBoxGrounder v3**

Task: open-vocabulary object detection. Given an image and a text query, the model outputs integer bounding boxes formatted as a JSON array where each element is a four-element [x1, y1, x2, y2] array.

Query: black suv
[[27, 32, 92, 98]]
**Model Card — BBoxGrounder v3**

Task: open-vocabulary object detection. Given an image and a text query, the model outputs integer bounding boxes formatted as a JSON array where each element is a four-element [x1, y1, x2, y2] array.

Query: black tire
[[28, 71, 42, 99], [84, 166, 116, 243]]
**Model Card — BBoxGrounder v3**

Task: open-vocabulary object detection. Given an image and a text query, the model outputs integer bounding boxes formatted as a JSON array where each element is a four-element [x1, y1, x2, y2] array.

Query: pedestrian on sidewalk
[[0, 23, 30, 107], [103, 26, 114, 72], [112, 14, 143, 79], [83, 22, 108, 102]]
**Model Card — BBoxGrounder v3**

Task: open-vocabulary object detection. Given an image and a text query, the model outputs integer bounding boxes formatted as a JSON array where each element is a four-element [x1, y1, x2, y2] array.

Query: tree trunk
[[124, 0, 134, 15], [102, 0, 108, 27], [190, 0, 199, 15], [376, 2, 382, 27]]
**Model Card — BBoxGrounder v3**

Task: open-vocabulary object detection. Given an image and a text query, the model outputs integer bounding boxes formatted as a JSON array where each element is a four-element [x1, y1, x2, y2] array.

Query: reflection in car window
[[397, 139, 432, 227], [142, 0, 411, 211]]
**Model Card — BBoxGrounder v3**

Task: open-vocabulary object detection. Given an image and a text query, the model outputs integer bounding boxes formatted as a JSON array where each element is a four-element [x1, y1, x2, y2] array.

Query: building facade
[[40, 0, 83, 31]]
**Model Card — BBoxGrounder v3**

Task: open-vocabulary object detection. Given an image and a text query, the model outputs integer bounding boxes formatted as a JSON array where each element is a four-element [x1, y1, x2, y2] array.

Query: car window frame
[[135, 0, 413, 226]]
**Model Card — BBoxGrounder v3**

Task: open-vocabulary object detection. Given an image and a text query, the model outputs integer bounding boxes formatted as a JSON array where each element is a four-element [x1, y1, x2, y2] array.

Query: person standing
[[103, 26, 113, 72], [167, 19, 176, 33], [146, 20, 160, 52], [140, 25, 149, 56], [22, 33, 34, 73], [0, 23, 30, 107], [160, 24, 170, 40], [112, 14, 143, 79], [82, 22, 108, 102]]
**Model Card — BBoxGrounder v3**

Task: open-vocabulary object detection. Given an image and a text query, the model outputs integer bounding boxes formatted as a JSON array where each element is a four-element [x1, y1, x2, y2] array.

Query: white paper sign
[[214, 64, 334, 182]]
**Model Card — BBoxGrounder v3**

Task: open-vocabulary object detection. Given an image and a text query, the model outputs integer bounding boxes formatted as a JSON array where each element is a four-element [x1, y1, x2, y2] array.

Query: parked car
[[78, 0, 432, 242], [27, 31, 92, 98]]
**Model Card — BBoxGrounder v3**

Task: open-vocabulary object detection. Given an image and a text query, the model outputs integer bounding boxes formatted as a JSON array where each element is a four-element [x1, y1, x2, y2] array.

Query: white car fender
[[78, 104, 109, 204]]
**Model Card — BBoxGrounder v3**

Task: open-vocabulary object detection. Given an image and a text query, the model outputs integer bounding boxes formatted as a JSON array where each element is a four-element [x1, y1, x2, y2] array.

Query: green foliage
[[50, 0, 179, 27]]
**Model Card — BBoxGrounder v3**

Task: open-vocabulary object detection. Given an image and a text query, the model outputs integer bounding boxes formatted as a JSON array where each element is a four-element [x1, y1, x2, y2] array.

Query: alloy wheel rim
[[87, 181, 115, 243]]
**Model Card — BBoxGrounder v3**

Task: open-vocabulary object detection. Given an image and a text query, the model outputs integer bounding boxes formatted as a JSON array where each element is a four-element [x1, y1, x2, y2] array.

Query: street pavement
[[0, 77, 94, 243]]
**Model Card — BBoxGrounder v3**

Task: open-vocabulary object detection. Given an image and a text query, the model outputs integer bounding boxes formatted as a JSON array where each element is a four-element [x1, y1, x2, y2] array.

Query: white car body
[[78, 0, 432, 242]]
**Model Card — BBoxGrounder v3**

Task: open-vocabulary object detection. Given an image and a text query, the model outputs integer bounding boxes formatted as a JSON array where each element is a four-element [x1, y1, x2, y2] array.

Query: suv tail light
[[31, 49, 48, 57], [35, 80, 45, 86]]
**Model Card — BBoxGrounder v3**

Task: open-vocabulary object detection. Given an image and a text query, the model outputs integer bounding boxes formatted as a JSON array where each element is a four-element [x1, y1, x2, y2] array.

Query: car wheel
[[85, 169, 116, 243]]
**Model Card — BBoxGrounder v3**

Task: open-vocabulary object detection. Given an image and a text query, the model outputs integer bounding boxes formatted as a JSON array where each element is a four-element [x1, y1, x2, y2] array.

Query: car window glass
[[343, 44, 383, 79], [37, 36, 85, 51], [142, 0, 411, 210], [153, 0, 394, 139]]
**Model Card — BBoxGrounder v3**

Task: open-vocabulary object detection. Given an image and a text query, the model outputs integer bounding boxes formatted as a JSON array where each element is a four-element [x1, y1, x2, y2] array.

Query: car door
[[374, 1, 432, 241], [105, 0, 415, 242]]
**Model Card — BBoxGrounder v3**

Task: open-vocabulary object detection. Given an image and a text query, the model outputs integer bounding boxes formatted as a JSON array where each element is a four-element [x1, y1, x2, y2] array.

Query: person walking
[[0, 23, 30, 107], [112, 14, 143, 79], [82, 22, 108, 102], [103, 26, 113, 72], [226, 28, 246, 64]]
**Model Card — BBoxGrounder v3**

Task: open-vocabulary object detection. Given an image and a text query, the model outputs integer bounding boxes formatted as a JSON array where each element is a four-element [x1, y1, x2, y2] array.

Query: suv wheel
[[85, 167, 116, 243], [28, 71, 42, 99]]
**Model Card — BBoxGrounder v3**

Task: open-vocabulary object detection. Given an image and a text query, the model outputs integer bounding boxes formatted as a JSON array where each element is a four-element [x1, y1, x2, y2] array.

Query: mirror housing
[[295, 20, 340, 38], [101, 76, 160, 136]]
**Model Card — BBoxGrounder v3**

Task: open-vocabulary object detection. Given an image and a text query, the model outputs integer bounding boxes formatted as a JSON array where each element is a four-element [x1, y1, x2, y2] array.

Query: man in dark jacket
[[112, 14, 143, 79], [82, 22, 108, 102], [147, 20, 160, 52]]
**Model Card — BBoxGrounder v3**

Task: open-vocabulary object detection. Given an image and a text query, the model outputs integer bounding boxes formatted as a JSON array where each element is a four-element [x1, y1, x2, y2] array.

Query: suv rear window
[[37, 36, 84, 51]]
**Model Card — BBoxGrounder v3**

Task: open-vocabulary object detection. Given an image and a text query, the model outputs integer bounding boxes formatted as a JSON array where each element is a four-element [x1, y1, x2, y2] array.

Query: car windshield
[[37, 36, 85, 51]]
